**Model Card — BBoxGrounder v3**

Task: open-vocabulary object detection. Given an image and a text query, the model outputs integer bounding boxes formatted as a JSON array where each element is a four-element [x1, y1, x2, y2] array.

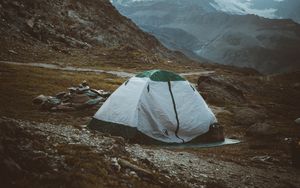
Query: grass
[[0, 63, 125, 122], [0, 62, 207, 124]]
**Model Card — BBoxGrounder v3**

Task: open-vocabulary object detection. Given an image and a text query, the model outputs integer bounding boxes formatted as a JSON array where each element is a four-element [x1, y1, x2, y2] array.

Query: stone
[[55, 92, 66, 99], [295, 118, 300, 124], [70, 94, 90, 103], [129, 171, 138, 178], [246, 123, 277, 137], [118, 159, 153, 178], [26, 18, 35, 28], [111, 157, 121, 172], [8, 49, 18, 54], [32, 95, 48, 105], [233, 107, 266, 126], [250, 155, 273, 164]]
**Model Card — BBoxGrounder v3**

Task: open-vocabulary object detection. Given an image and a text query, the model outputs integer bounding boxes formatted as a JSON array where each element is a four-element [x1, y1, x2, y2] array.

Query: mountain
[[111, 0, 300, 73], [113, 0, 300, 23], [0, 0, 189, 66]]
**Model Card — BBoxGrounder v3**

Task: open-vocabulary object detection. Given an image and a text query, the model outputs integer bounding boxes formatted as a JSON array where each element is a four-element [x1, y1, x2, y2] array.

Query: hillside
[[112, 0, 300, 73], [0, 0, 194, 69]]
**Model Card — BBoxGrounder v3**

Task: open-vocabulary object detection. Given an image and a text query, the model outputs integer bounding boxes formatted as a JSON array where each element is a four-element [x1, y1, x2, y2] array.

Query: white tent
[[88, 70, 217, 143]]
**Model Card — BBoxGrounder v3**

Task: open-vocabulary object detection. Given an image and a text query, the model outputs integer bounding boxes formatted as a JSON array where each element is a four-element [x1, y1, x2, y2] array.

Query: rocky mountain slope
[[0, 0, 192, 67], [111, 0, 300, 73]]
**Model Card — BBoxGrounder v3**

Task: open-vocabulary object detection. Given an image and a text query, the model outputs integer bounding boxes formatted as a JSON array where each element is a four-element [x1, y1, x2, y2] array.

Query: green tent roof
[[135, 70, 185, 82]]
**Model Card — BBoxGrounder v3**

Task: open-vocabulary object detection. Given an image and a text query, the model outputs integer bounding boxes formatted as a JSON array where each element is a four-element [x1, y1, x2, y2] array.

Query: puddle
[[163, 138, 241, 149]]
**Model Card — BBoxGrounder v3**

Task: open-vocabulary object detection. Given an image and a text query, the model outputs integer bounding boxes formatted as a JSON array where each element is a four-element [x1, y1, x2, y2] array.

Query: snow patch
[[212, 0, 277, 19]]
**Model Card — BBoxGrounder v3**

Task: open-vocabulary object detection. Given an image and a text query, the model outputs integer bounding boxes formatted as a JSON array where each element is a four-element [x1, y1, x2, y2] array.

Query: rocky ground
[[0, 117, 184, 188], [2, 116, 300, 188], [1, 62, 300, 188]]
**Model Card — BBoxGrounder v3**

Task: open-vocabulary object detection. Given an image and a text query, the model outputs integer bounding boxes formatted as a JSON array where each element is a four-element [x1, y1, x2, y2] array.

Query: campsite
[[1, 0, 300, 187], [1, 61, 300, 187]]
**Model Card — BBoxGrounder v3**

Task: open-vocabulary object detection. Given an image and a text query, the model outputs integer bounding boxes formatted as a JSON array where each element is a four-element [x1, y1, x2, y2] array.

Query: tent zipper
[[167, 81, 185, 143]]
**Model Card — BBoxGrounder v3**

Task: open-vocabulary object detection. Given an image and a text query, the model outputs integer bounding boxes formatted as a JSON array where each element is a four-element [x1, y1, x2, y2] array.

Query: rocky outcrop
[[1, 0, 165, 50], [0, 0, 182, 63]]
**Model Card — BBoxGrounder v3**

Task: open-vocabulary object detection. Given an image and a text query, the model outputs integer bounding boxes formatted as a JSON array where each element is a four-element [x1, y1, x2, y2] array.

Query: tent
[[88, 70, 217, 144]]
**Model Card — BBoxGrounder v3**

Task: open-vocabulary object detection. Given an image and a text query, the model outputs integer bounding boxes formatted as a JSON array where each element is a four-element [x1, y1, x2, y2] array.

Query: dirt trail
[[0, 60, 135, 78], [0, 61, 215, 78]]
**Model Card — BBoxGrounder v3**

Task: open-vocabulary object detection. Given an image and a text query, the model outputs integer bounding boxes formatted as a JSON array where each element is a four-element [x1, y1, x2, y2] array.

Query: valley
[[112, 0, 300, 73]]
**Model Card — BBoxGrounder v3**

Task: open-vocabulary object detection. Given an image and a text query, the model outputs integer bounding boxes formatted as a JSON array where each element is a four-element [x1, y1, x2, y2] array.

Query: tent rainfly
[[88, 70, 217, 144]]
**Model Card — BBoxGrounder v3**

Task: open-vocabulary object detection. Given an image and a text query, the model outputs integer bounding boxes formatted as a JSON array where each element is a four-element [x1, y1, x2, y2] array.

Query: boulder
[[246, 123, 278, 137], [70, 94, 90, 103], [32, 94, 48, 105], [197, 75, 246, 106], [295, 118, 300, 124], [233, 107, 266, 126], [55, 92, 66, 99]]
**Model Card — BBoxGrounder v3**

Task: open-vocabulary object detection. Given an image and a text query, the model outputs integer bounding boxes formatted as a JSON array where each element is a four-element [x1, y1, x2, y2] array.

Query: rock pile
[[32, 81, 111, 111]]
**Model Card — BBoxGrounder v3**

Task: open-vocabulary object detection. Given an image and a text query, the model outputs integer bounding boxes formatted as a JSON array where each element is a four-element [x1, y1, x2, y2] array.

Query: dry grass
[[0, 63, 125, 121]]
